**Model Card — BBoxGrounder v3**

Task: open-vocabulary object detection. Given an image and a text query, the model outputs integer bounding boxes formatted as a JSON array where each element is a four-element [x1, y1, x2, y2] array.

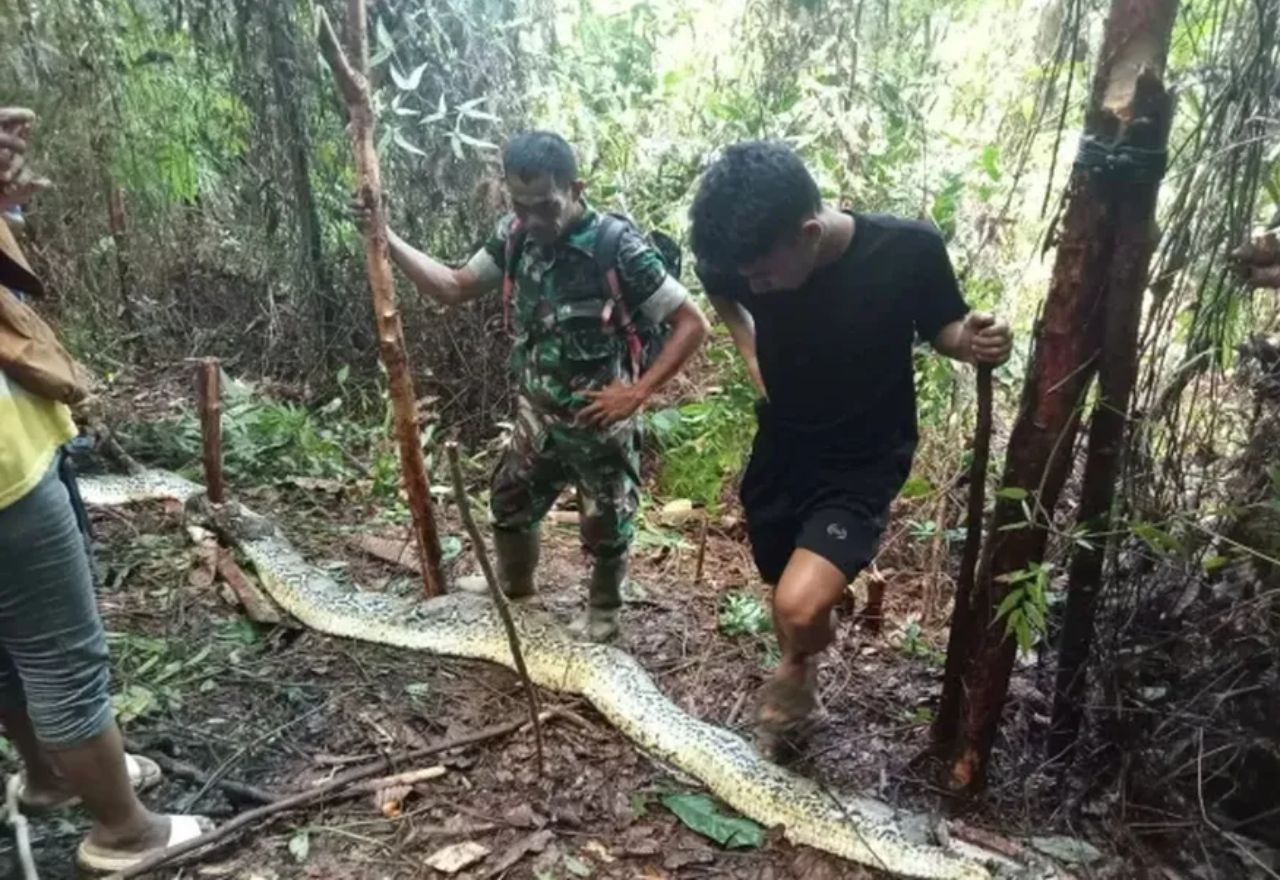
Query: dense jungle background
[[2, 0, 1280, 877]]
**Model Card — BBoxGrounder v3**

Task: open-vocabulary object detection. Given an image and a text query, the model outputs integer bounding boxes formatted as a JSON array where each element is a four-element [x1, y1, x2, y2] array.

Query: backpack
[[502, 213, 681, 380]]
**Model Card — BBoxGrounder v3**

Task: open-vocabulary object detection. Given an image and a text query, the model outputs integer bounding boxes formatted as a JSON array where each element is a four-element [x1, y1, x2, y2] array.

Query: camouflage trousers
[[489, 398, 640, 560]]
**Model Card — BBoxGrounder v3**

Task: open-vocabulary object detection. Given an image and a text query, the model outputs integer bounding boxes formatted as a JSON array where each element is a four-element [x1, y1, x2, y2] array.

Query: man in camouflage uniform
[[358, 132, 709, 641]]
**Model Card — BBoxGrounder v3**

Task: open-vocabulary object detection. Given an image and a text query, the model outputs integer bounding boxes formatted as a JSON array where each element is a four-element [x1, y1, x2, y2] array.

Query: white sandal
[[76, 814, 213, 873], [16, 752, 163, 811]]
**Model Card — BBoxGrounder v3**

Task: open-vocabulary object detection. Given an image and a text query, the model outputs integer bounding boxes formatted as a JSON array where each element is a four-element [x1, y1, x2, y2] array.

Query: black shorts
[[740, 403, 915, 585]]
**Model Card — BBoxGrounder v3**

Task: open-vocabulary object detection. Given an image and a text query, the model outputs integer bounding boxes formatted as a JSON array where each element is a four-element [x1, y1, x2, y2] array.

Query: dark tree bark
[[936, 0, 1179, 793], [264, 0, 340, 370], [1049, 64, 1176, 762]]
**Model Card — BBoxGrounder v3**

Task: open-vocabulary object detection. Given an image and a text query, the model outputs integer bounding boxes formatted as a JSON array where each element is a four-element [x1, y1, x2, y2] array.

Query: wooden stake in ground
[[196, 357, 225, 504], [445, 441, 545, 775], [935, 0, 1179, 793], [316, 2, 444, 596]]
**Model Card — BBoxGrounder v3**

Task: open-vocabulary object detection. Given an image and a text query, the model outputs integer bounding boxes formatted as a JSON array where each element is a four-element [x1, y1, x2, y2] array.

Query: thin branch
[[445, 440, 545, 776], [315, 7, 364, 108]]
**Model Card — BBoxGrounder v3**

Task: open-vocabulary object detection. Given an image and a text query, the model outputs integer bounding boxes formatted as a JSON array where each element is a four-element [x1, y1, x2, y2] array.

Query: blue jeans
[[0, 458, 112, 748]]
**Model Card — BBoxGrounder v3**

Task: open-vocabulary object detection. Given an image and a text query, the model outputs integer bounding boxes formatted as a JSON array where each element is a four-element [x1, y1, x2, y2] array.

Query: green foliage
[[897, 620, 945, 666], [647, 329, 757, 510], [660, 793, 765, 849], [993, 561, 1052, 653], [123, 373, 381, 484], [718, 590, 773, 637]]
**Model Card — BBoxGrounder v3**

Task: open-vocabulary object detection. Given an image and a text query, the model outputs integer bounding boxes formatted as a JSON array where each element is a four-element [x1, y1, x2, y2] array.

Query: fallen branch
[[445, 441, 545, 776], [109, 712, 557, 879], [121, 741, 278, 806]]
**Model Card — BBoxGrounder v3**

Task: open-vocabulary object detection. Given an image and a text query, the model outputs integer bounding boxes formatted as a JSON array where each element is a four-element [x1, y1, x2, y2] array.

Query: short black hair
[[689, 140, 822, 270], [502, 131, 578, 188]]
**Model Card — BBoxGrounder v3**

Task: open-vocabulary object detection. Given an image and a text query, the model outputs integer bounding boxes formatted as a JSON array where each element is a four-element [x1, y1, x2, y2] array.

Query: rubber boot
[[456, 527, 539, 598], [571, 555, 626, 643]]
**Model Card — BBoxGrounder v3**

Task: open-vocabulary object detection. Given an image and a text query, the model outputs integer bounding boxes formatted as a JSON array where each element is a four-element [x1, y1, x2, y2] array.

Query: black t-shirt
[[698, 212, 968, 460]]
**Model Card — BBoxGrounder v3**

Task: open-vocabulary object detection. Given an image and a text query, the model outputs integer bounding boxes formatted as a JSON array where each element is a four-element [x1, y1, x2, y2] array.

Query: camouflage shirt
[[481, 206, 684, 416]]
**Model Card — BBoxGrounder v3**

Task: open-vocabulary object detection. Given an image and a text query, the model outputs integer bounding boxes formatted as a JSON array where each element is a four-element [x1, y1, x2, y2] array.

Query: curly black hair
[[503, 131, 578, 187], [689, 140, 822, 270]]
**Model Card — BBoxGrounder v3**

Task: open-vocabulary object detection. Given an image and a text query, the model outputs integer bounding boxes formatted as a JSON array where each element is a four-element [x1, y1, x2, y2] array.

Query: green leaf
[[390, 61, 429, 92], [1202, 554, 1230, 574], [980, 144, 1002, 181], [996, 486, 1028, 501], [899, 475, 934, 499], [393, 131, 428, 157], [336, 365, 350, 385], [660, 793, 764, 849], [111, 685, 157, 724], [289, 830, 311, 863], [440, 535, 463, 564], [993, 587, 1025, 623], [453, 130, 500, 151]]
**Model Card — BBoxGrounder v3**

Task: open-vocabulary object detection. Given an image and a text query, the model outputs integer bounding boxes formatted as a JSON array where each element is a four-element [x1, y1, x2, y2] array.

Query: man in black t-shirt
[[690, 141, 1013, 739]]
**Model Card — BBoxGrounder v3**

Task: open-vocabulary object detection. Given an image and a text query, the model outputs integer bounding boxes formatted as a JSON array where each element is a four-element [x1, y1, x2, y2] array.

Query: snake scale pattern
[[79, 469, 1066, 880]]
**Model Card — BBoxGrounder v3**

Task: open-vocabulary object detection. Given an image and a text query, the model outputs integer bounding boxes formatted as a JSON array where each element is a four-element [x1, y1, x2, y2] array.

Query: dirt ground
[[0, 472, 1124, 879]]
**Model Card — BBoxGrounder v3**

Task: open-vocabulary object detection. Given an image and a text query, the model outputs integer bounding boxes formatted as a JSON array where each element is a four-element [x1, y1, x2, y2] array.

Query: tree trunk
[[936, 0, 1179, 793], [1049, 63, 1175, 763], [317, 1, 445, 597], [264, 0, 339, 371]]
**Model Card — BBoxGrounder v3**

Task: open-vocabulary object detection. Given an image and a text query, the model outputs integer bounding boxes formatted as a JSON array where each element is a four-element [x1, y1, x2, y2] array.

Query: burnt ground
[[0, 468, 1232, 880]]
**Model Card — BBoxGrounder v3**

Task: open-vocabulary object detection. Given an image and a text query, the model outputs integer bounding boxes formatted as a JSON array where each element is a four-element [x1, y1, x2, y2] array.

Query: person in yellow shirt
[[0, 107, 210, 872]]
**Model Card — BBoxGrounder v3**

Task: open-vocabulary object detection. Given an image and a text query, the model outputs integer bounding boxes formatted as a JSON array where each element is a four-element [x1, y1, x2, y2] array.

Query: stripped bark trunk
[[317, 1, 444, 596], [1049, 60, 1175, 762], [196, 358, 225, 504], [937, 0, 1179, 793]]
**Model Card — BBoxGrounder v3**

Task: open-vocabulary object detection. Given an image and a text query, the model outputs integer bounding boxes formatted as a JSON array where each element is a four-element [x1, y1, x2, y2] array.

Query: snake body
[[80, 469, 1063, 880]]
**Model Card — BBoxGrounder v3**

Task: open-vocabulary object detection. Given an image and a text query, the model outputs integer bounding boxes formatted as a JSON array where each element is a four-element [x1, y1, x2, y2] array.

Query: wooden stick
[[109, 713, 556, 879], [214, 548, 283, 625], [693, 510, 709, 585], [933, 364, 993, 751], [4, 775, 37, 880], [195, 358, 224, 504], [444, 441, 545, 775], [316, 3, 444, 597], [122, 741, 278, 805], [355, 765, 446, 793]]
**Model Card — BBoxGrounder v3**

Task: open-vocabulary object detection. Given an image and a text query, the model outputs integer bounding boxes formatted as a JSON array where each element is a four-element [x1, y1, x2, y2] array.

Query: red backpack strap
[[502, 218, 524, 335], [594, 215, 643, 380]]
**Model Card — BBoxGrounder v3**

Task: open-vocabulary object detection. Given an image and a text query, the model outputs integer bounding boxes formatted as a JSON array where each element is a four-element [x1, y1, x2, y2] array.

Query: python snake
[[80, 469, 1065, 880]]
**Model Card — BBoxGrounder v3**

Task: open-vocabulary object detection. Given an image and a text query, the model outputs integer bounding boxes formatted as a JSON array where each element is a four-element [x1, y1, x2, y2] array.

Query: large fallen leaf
[[485, 829, 554, 878], [659, 793, 764, 849], [426, 840, 489, 874]]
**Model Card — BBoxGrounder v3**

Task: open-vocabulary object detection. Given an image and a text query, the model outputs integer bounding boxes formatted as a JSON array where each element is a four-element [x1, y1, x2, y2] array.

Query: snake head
[[189, 495, 278, 542]]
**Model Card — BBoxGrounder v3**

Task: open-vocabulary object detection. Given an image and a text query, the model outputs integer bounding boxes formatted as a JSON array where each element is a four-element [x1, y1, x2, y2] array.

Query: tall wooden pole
[[317, 2, 444, 596]]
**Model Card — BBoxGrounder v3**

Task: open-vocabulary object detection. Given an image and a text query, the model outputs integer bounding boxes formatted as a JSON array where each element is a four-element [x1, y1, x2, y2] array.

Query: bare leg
[[0, 707, 69, 806], [759, 549, 847, 729], [45, 721, 170, 851]]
